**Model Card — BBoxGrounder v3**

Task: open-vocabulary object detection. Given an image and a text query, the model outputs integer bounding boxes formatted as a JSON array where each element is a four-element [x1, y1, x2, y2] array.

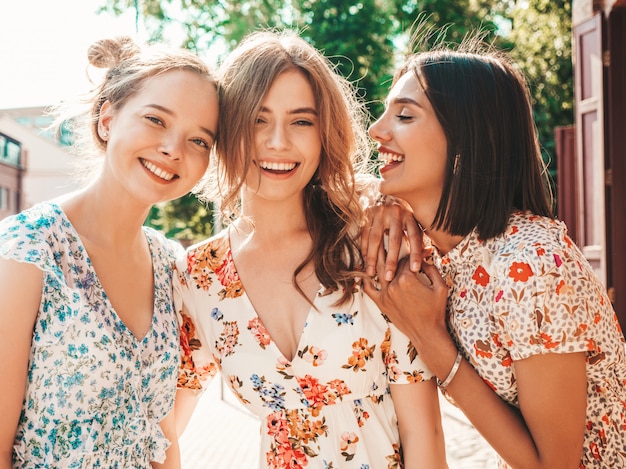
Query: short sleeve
[[0, 204, 64, 280], [174, 252, 219, 392], [494, 235, 599, 361]]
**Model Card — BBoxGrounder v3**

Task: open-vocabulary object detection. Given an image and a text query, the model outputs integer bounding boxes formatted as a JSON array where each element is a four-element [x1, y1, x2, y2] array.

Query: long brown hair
[[207, 30, 371, 305]]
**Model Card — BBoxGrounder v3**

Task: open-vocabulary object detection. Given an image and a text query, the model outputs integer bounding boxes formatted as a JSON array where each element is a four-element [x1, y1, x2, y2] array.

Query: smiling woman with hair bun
[[0, 36, 218, 468]]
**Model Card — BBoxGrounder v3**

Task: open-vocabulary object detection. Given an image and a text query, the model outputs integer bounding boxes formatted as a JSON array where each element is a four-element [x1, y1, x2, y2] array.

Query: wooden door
[[573, 13, 607, 285], [605, 7, 626, 331]]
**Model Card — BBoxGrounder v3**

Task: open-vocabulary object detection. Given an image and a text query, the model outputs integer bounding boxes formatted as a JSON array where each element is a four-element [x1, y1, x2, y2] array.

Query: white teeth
[[258, 161, 297, 171], [141, 159, 175, 181], [378, 152, 405, 164]]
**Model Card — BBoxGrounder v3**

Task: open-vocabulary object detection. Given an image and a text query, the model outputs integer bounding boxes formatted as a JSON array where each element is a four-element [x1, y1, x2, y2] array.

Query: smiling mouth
[[141, 158, 177, 181], [257, 160, 299, 174], [378, 152, 405, 164]]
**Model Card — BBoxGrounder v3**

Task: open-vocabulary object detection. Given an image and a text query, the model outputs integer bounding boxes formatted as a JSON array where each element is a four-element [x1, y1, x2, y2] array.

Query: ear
[[98, 100, 114, 141]]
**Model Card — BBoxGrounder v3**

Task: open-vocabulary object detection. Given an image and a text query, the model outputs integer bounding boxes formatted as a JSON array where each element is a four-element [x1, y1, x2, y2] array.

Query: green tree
[[144, 194, 215, 246], [296, 0, 396, 118], [507, 0, 573, 187]]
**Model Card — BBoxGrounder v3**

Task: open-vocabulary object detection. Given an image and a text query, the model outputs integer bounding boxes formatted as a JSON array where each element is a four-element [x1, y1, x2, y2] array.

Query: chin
[[378, 179, 398, 198]]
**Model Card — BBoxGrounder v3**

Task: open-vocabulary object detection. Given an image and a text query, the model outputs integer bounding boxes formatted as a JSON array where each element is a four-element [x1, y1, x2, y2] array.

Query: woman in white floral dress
[[175, 30, 448, 469], [364, 33, 626, 468], [0, 37, 218, 468]]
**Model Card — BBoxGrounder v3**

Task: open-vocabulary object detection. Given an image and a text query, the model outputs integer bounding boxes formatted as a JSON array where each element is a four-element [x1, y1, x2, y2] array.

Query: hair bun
[[87, 36, 140, 69]]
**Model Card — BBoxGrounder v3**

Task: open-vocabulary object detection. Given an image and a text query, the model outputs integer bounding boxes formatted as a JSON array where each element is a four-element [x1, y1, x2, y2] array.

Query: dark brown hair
[[395, 41, 554, 239]]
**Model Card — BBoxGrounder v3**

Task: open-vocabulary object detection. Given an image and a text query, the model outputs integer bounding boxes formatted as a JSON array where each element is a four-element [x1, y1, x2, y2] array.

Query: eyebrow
[[146, 104, 216, 140], [386, 97, 422, 107], [259, 106, 318, 116]]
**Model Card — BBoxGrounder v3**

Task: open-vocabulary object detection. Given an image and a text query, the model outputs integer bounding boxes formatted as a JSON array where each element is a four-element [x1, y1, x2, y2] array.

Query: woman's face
[[245, 69, 322, 203], [369, 71, 448, 213], [99, 69, 218, 207]]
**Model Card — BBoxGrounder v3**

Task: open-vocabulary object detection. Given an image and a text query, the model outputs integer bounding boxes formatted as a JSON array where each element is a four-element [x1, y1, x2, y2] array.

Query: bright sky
[[0, 1, 140, 109]]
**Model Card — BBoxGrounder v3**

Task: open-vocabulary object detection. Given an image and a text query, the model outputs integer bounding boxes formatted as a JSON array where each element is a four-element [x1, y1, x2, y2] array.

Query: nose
[[368, 115, 389, 142], [158, 133, 184, 160], [264, 122, 290, 151]]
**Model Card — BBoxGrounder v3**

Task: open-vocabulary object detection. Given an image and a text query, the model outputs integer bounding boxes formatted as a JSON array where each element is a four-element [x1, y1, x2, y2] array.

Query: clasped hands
[[360, 197, 449, 340]]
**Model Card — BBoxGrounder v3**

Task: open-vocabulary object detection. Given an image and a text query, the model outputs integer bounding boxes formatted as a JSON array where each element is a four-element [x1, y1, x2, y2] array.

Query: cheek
[[191, 156, 210, 180], [305, 135, 323, 161]]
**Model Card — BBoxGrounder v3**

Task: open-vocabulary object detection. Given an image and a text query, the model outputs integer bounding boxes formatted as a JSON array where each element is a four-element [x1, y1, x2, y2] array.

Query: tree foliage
[[99, 0, 573, 240], [144, 194, 214, 245], [507, 0, 573, 181]]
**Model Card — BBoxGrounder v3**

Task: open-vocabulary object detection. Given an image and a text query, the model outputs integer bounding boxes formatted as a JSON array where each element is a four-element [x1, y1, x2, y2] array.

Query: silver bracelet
[[436, 350, 462, 392]]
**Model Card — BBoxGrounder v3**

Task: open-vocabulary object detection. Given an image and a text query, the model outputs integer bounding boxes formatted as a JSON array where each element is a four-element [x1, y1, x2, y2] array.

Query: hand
[[360, 197, 423, 281], [364, 254, 449, 345]]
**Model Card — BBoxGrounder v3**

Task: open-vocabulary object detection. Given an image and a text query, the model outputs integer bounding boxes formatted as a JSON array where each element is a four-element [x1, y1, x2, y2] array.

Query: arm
[[152, 409, 181, 469], [390, 380, 448, 469], [174, 388, 200, 437], [366, 260, 587, 469], [0, 258, 42, 469], [360, 197, 423, 281]]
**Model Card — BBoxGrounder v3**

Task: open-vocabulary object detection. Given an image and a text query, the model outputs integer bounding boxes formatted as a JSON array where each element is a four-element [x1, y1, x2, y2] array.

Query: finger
[[363, 275, 380, 299], [419, 262, 446, 289], [360, 207, 375, 268], [383, 217, 402, 281], [403, 217, 423, 272], [361, 207, 385, 277], [376, 239, 389, 287]]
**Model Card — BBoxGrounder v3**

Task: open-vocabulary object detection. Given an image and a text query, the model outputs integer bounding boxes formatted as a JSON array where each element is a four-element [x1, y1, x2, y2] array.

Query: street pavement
[[179, 374, 498, 468]]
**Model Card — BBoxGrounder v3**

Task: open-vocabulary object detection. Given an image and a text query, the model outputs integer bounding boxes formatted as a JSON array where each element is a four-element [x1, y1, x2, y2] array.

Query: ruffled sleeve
[[385, 319, 436, 384], [0, 203, 60, 277], [359, 293, 435, 384]]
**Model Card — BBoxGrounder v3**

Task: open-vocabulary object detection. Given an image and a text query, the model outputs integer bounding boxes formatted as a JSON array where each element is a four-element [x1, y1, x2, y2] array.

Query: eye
[[393, 105, 415, 122], [191, 138, 210, 149], [294, 119, 314, 127], [255, 116, 267, 125], [146, 115, 164, 126]]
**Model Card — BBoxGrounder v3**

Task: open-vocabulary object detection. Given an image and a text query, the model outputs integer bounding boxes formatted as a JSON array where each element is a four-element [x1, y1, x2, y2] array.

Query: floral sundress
[[0, 202, 182, 468], [175, 229, 434, 468]]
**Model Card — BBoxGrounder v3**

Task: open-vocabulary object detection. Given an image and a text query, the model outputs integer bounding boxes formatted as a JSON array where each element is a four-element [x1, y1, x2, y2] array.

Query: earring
[[453, 154, 461, 175]]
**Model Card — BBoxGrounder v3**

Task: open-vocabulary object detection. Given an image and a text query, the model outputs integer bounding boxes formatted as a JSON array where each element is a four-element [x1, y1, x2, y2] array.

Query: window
[[0, 133, 21, 167]]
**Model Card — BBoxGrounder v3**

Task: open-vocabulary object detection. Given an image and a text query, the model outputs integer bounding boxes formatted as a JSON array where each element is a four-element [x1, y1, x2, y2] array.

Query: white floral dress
[[175, 229, 434, 469], [0, 202, 182, 468], [431, 211, 626, 468]]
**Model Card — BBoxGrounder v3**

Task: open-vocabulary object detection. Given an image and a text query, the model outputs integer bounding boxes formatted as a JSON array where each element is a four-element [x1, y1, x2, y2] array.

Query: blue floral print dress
[[175, 229, 435, 469], [0, 202, 182, 468]]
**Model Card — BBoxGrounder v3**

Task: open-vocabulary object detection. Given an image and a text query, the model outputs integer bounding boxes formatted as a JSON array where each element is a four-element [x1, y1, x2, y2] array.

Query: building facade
[[0, 107, 79, 220]]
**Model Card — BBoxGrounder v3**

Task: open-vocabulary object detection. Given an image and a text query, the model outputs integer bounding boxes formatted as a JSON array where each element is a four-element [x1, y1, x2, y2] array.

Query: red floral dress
[[432, 211, 626, 468], [175, 229, 434, 468]]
